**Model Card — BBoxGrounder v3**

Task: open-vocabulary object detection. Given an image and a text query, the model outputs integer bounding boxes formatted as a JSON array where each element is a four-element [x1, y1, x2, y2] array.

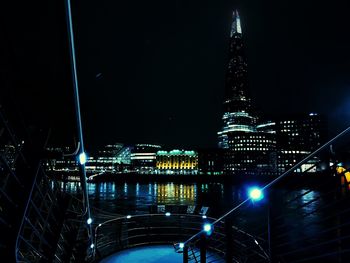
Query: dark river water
[[61, 180, 346, 261], [62, 181, 322, 220]]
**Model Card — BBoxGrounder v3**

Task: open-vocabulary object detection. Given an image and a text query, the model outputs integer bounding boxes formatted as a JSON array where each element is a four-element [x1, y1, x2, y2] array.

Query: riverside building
[[155, 150, 198, 175]]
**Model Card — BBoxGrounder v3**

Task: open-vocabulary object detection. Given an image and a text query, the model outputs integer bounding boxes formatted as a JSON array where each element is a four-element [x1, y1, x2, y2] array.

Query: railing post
[[225, 216, 233, 262], [200, 233, 207, 263], [268, 203, 272, 262], [183, 245, 188, 263]]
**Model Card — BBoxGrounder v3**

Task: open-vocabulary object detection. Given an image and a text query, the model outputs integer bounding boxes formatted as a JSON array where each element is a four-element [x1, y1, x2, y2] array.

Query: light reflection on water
[[62, 181, 323, 221]]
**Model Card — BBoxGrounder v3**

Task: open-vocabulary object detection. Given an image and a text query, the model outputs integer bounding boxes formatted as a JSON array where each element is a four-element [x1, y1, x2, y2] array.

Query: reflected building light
[[124, 183, 128, 194], [136, 183, 139, 196], [180, 184, 184, 198], [148, 183, 152, 195], [88, 183, 96, 195], [301, 190, 319, 213]]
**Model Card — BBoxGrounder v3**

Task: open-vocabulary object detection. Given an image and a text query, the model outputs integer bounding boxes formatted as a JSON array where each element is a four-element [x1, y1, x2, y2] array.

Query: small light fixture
[[202, 215, 207, 219], [87, 218, 93, 225], [79, 152, 87, 165], [126, 215, 131, 219], [203, 223, 212, 235], [179, 243, 185, 249], [248, 187, 264, 201], [165, 212, 171, 217], [90, 243, 95, 249]]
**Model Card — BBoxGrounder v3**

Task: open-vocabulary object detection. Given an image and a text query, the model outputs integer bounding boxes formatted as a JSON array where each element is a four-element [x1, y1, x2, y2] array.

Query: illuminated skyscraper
[[218, 10, 257, 149], [218, 10, 277, 175]]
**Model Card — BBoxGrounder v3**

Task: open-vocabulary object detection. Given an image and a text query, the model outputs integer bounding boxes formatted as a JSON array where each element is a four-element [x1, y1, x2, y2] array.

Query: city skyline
[[1, 1, 350, 150], [1, 2, 350, 262]]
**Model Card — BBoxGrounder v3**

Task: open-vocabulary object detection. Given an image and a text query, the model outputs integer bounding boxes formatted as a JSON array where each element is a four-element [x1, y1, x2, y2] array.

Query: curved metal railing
[[92, 213, 212, 261], [90, 213, 267, 262]]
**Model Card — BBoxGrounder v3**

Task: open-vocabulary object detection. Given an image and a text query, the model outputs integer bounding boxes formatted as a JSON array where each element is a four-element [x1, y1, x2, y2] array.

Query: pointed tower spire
[[230, 10, 242, 36]]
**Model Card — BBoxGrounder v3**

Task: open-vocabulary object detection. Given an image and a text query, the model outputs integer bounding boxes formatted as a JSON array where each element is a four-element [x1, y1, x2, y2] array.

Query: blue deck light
[[203, 223, 212, 235], [79, 152, 87, 165], [248, 187, 264, 201]]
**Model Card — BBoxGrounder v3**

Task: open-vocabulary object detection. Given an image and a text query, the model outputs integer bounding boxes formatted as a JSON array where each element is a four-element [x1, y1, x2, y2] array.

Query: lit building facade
[[45, 146, 79, 172], [155, 150, 198, 175], [218, 10, 277, 175], [86, 144, 124, 173], [225, 132, 277, 175], [198, 149, 224, 175], [276, 113, 327, 173], [46, 144, 132, 174], [131, 144, 162, 173]]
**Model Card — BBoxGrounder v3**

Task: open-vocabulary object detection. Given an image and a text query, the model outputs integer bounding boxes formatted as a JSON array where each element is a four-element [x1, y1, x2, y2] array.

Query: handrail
[[65, 0, 93, 252]]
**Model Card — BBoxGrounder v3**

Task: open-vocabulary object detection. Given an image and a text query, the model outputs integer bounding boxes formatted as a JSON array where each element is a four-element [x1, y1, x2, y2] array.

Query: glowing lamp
[[126, 215, 132, 219], [165, 212, 171, 217], [249, 187, 264, 201], [203, 223, 212, 235], [90, 243, 95, 249], [79, 152, 87, 165], [179, 243, 185, 249], [87, 218, 93, 225]]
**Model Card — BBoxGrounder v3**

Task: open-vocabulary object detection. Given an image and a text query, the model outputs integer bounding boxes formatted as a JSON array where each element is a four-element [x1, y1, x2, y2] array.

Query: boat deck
[[100, 245, 183, 263]]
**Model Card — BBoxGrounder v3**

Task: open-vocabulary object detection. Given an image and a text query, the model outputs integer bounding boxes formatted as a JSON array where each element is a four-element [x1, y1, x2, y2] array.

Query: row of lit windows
[[233, 148, 270, 151], [234, 135, 274, 139], [233, 143, 275, 147], [157, 166, 197, 170], [230, 139, 276, 144], [281, 150, 310, 154]]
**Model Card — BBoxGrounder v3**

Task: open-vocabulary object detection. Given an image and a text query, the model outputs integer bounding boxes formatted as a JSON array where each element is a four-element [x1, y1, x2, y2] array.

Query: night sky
[[1, 0, 350, 151]]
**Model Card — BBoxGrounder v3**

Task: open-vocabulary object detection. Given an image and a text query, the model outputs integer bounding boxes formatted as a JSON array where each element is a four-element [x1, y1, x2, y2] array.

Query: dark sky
[[1, 0, 350, 150]]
